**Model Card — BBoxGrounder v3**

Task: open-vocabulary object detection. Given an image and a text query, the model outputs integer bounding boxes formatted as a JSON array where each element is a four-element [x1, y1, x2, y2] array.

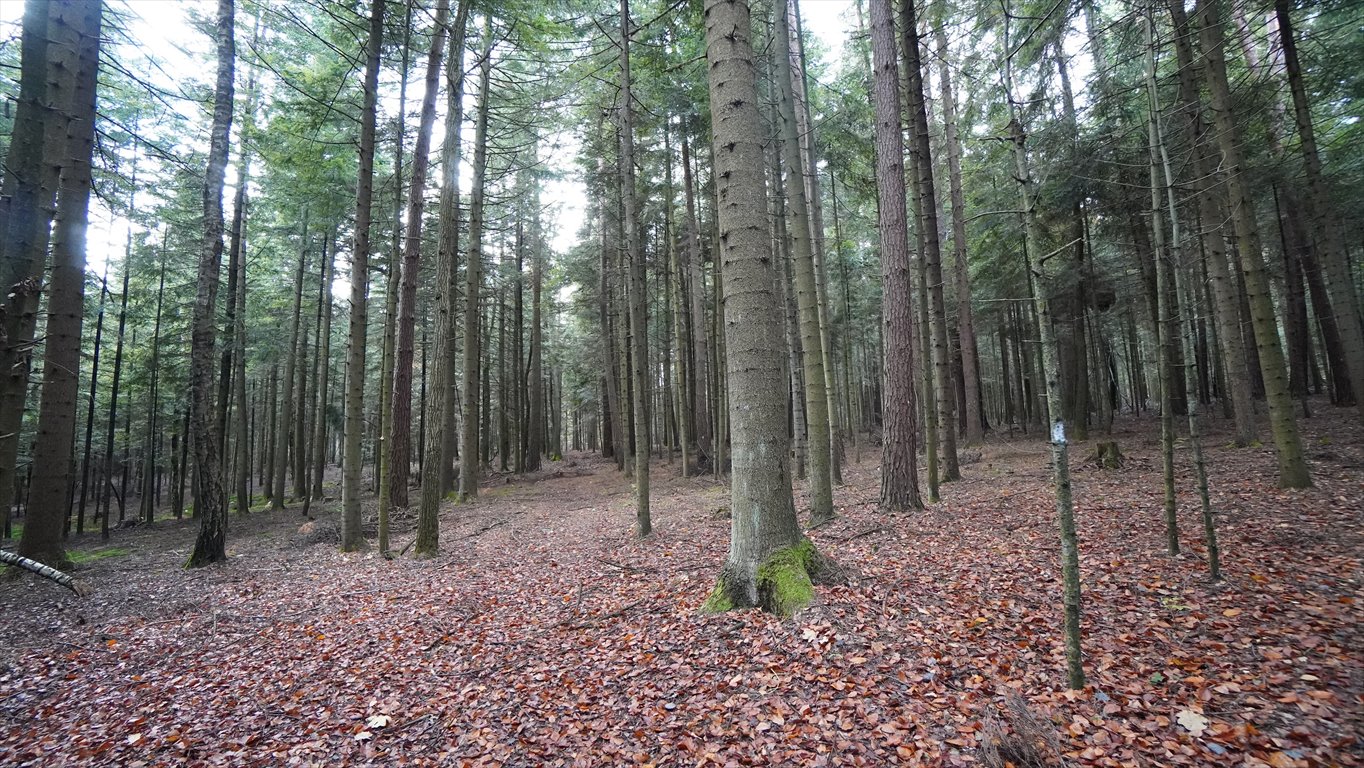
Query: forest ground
[[1, 409, 1361, 767]]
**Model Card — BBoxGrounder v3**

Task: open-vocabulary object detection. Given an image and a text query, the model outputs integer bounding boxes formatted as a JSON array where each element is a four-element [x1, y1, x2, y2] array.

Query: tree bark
[[20, 0, 100, 567], [459, 19, 492, 502], [620, 0, 651, 536], [1195, 0, 1310, 488], [702, 0, 824, 615], [340, 0, 384, 552], [870, 0, 922, 513], [774, 0, 833, 524]]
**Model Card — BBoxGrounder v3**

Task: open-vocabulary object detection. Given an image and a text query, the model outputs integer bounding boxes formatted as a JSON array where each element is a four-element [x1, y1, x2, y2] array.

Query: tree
[[187, 0, 236, 567], [701, 0, 828, 616], [389, 0, 451, 515], [774, 0, 834, 525], [0, 0, 57, 540], [620, 0, 651, 537], [1003, 0, 1083, 689], [341, 0, 385, 552], [19, 0, 101, 567], [869, 0, 921, 514], [415, 0, 471, 557], [458, 18, 493, 503], [1195, 0, 1310, 488]]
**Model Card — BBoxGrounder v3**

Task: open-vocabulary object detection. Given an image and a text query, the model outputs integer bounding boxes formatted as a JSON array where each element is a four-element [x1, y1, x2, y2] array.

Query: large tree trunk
[[701, 0, 825, 616], [1196, 0, 1310, 488], [458, 20, 493, 502], [20, 0, 100, 568], [869, 0, 922, 513], [187, 0, 235, 567], [340, 0, 384, 552], [0, 0, 58, 542], [774, 0, 833, 524]]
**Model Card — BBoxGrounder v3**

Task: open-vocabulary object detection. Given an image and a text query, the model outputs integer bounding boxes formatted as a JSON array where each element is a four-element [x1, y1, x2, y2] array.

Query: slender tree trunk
[[459, 20, 492, 502], [141, 250, 167, 523], [340, 0, 384, 552], [935, 23, 983, 445], [20, 0, 100, 566], [702, 0, 825, 615], [1196, 0, 1310, 487], [390, 0, 450, 518], [1004, 3, 1083, 689], [312, 234, 334, 499], [273, 234, 307, 510], [1274, 0, 1364, 415], [1145, 18, 1179, 557], [774, 0, 833, 524], [901, 0, 957, 482], [75, 271, 107, 534], [870, 0, 922, 513], [620, 0, 650, 535], [681, 135, 712, 465]]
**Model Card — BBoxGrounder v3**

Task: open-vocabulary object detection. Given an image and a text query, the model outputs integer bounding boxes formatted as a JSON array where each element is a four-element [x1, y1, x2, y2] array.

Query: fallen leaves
[[1, 419, 1362, 767]]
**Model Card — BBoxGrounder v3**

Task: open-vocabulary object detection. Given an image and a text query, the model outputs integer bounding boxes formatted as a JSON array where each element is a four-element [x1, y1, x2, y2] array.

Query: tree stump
[[1091, 441, 1123, 469]]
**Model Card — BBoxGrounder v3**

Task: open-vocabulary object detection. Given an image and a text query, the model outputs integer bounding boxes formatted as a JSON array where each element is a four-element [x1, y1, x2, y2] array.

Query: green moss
[[69, 546, 130, 565], [757, 540, 816, 617], [701, 584, 735, 613]]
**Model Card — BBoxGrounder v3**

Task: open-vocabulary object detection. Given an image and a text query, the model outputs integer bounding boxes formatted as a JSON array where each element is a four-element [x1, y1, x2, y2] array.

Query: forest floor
[[0, 409, 1361, 767]]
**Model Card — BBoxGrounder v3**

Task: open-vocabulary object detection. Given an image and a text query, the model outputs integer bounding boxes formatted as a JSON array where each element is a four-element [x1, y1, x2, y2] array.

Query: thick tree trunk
[[869, 0, 922, 513], [187, 0, 234, 567], [416, 1, 469, 554], [340, 0, 383, 552], [702, 0, 825, 616], [0, 0, 57, 541], [20, 0, 100, 567]]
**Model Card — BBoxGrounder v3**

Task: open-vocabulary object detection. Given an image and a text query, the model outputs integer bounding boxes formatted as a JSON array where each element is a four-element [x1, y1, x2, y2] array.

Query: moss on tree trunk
[[703, 539, 831, 617]]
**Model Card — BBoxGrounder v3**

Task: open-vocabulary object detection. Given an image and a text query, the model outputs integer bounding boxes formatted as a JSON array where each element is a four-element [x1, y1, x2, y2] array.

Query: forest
[[0, 0, 1360, 764]]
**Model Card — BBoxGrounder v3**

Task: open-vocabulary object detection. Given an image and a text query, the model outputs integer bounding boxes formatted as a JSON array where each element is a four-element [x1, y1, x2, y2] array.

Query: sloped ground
[[0, 412, 1360, 767]]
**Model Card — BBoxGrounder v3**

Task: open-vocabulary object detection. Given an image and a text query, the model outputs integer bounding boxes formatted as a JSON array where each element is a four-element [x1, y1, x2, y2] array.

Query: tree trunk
[[774, 0, 833, 524], [1004, 8, 1084, 689], [273, 233, 308, 510], [340, 0, 384, 552], [20, 0, 100, 567], [870, 0, 922, 513], [901, 0, 957, 483], [416, 1, 469, 555], [459, 19, 492, 502], [935, 23, 984, 446], [390, 0, 450, 517], [681, 135, 712, 464], [0, 0, 58, 542], [1274, 0, 1364, 415], [1196, 0, 1310, 488], [620, 0, 650, 536], [186, 0, 234, 567], [702, 0, 825, 616]]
